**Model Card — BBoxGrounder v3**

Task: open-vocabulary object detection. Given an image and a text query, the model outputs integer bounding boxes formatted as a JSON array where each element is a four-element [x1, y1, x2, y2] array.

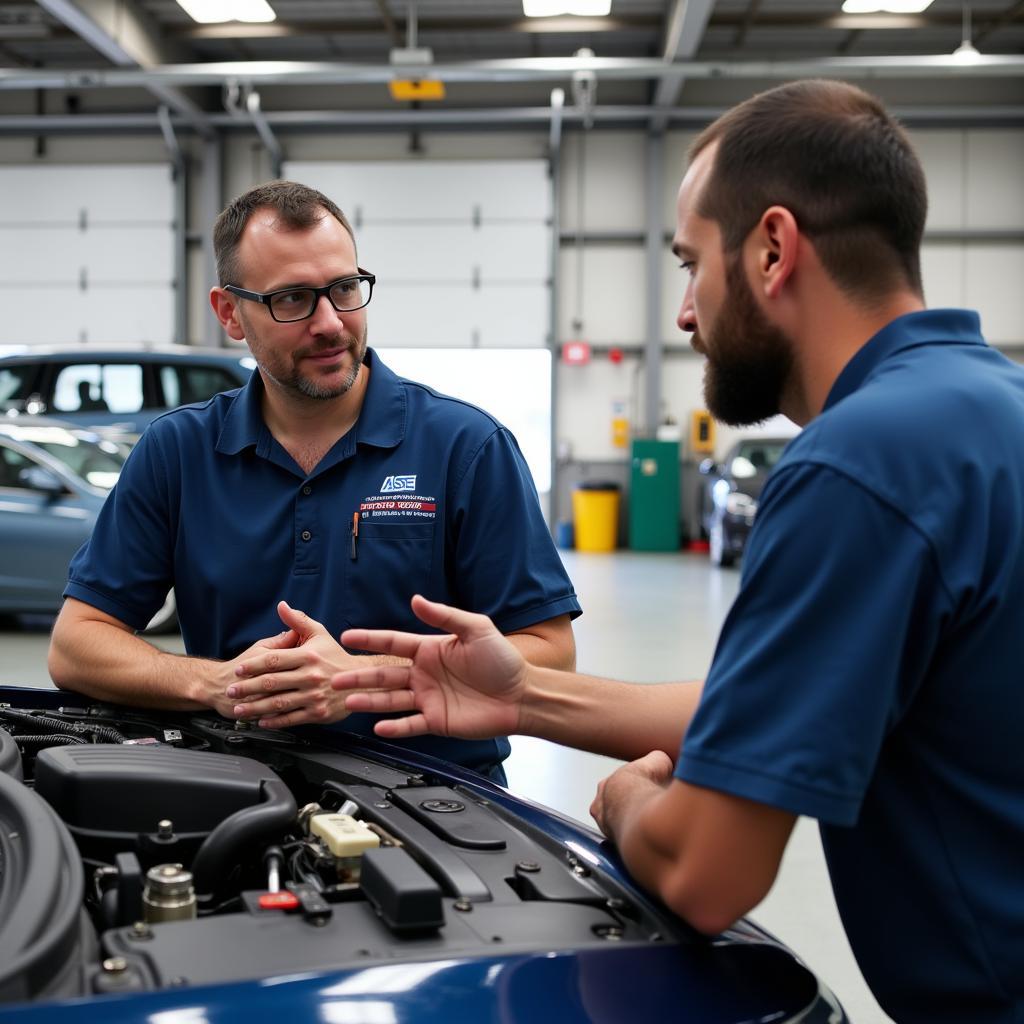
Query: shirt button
[[301, 530, 312, 541], [302, 486, 312, 495]]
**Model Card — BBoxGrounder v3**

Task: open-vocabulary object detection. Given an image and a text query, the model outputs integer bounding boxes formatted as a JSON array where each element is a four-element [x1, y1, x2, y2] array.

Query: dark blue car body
[[0, 686, 847, 1023]]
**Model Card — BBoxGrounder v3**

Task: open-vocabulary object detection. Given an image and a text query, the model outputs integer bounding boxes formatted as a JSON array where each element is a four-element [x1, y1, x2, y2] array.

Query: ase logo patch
[[380, 474, 417, 492]]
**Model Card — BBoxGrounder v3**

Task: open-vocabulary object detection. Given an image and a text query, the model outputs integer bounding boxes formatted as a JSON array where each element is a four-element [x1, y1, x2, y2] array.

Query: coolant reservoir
[[310, 813, 380, 881]]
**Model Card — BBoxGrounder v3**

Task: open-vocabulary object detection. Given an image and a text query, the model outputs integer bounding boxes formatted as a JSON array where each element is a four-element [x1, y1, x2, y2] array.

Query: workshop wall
[[1, 122, 1021, 480]]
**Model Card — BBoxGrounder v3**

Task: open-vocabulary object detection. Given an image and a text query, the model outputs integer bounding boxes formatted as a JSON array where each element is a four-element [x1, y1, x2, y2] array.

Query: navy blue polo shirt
[[677, 310, 1024, 1023], [66, 348, 581, 774]]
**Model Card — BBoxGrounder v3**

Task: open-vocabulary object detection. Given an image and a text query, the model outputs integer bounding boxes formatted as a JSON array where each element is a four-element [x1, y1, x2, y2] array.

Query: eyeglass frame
[[224, 269, 376, 323]]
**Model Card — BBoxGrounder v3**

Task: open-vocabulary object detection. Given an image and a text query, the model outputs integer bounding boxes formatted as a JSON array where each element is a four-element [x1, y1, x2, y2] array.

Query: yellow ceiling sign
[[389, 79, 446, 101]]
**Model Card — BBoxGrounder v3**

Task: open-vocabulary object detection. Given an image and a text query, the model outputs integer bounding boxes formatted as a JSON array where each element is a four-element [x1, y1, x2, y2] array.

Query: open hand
[[333, 594, 528, 741], [226, 601, 360, 728]]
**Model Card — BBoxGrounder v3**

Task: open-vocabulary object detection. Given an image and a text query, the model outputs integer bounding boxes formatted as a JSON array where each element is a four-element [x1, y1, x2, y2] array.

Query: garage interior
[[1, 0, 1023, 1019]]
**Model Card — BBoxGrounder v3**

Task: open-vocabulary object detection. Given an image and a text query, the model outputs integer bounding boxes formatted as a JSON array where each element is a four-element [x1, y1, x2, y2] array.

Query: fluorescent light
[[523, 0, 611, 17], [175, 0, 276, 23], [841, 0, 933, 11]]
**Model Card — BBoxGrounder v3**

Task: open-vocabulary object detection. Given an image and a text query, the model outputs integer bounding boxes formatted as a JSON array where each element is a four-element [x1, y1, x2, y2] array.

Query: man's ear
[[210, 287, 247, 342], [752, 206, 799, 301]]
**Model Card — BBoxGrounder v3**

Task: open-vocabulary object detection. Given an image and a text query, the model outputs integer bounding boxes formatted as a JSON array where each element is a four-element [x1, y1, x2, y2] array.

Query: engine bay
[[0, 699, 678, 1007]]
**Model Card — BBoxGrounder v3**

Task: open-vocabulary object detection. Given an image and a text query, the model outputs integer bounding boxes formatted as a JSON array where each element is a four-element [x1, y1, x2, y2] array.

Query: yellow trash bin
[[572, 482, 620, 552]]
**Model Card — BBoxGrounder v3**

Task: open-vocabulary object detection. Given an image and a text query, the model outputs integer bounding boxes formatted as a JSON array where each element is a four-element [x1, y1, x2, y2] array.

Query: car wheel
[[144, 591, 178, 635], [709, 518, 736, 568]]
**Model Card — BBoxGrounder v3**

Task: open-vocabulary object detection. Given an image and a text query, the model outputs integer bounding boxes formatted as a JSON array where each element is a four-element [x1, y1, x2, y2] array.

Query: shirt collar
[[216, 347, 406, 456], [353, 348, 407, 450], [824, 308, 985, 412]]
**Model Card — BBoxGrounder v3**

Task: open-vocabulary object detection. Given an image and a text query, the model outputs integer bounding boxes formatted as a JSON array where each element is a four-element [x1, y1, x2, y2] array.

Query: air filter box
[[35, 744, 281, 839]]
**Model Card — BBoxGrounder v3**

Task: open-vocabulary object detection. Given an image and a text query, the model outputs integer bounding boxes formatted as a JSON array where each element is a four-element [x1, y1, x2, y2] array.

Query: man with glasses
[[48, 180, 580, 784]]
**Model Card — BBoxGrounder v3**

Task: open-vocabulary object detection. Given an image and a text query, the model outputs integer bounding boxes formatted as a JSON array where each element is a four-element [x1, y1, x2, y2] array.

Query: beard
[[699, 254, 793, 427], [243, 315, 368, 402]]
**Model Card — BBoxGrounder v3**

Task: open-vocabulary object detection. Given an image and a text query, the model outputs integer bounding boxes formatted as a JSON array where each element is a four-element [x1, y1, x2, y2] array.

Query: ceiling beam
[[33, 0, 214, 136], [651, 0, 717, 123], [975, 0, 1024, 43], [1, 104, 1022, 135]]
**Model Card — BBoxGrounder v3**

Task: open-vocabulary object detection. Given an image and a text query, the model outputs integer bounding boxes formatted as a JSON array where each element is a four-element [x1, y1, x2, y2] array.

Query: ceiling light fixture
[[840, 0, 933, 13], [175, 0, 276, 24], [523, 0, 611, 18], [952, 1, 982, 61]]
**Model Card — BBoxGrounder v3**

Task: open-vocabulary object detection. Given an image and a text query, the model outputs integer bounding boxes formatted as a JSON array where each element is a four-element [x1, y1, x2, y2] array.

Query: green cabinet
[[629, 440, 681, 551]]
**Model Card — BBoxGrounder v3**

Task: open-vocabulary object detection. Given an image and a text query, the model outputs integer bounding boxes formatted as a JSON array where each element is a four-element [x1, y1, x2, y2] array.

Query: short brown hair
[[690, 79, 927, 302], [213, 180, 356, 287]]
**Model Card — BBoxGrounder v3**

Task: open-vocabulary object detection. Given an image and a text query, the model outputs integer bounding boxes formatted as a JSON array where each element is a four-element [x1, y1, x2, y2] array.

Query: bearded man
[[332, 81, 1024, 1022]]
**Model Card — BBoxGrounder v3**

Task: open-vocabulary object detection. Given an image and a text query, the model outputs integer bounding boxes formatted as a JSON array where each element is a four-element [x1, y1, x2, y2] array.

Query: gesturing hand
[[333, 594, 528, 741], [226, 601, 360, 728]]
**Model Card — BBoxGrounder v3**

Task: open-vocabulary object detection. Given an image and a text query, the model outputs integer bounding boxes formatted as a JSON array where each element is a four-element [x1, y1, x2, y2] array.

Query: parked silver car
[[0, 416, 176, 632], [0, 345, 255, 445]]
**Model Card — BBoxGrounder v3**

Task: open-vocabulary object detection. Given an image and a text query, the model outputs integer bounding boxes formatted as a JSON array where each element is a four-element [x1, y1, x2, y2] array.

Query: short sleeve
[[64, 427, 177, 630], [677, 462, 952, 826], [449, 428, 581, 633]]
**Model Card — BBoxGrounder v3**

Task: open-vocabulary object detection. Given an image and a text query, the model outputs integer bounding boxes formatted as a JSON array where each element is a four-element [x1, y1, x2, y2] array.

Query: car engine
[[0, 700, 680, 1007]]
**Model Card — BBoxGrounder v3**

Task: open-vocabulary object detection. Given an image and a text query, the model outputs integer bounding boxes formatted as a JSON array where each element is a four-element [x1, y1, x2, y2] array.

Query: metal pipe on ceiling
[[1, 53, 1024, 92], [0, 105, 1022, 136]]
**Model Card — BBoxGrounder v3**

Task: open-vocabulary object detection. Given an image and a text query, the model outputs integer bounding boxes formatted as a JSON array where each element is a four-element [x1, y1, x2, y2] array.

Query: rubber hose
[[0, 708, 126, 744], [191, 779, 297, 900]]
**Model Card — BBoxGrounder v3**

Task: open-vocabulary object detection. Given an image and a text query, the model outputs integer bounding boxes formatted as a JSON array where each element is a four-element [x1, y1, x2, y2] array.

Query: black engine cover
[[35, 745, 281, 836]]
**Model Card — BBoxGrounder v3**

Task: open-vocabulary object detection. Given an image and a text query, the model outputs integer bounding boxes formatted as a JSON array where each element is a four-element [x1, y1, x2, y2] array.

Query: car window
[[30, 432, 124, 490], [0, 442, 36, 490], [158, 365, 242, 407], [736, 441, 787, 472], [52, 363, 145, 415], [0, 365, 35, 405]]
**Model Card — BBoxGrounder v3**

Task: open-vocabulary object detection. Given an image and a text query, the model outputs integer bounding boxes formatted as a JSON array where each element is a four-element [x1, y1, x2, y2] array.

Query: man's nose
[[308, 293, 345, 331], [677, 284, 697, 335]]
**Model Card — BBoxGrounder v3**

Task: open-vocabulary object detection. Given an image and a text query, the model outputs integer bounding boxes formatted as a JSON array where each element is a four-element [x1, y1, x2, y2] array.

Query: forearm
[[609, 780, 796, 936], [506, 633, 575, 672], [518, 669, 702, 761], [506, 614, 576, 671], [49, 604, 220, 710]]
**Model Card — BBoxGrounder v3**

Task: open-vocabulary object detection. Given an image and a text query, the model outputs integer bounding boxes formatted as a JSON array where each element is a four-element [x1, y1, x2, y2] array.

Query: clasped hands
[[220, 600, 363, 729]]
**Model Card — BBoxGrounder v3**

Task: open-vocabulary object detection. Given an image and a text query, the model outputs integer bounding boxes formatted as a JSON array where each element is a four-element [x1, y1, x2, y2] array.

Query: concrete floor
[[1, 551, 892, 1022]]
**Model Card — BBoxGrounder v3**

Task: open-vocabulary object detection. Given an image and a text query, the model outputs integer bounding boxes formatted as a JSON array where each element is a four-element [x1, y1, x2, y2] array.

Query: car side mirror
[[18, 465, 66, 496], [698, 457, 718, 476]]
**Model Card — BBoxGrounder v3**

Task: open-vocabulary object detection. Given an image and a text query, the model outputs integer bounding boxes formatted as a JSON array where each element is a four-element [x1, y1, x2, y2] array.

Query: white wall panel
[[663, 133, 697, 223], [920, 244, 967, 309], [966, 132, 1024, 230], [0, 165, 173, 222], [287, 160, 549, 221], [910, 131, 966, 232], [0, 165, 174, 346], [557, 358, 640, 460], [355, 222, 549, 283], [558, 246, 646, 344], [965, 246, 1024, 345], [0, 226, 172, 282], [560, 132, 647, 233]]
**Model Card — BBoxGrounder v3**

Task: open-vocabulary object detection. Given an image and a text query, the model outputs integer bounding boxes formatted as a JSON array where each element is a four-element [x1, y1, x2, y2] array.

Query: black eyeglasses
[[226, 269, 376, 323]]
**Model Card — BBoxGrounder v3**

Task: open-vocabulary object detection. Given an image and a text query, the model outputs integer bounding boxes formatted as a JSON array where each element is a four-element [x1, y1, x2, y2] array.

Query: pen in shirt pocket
[[350, 511, 359, 560]]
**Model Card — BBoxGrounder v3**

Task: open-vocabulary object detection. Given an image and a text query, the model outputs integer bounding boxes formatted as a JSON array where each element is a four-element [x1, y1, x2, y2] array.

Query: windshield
[[5, 426, 126, 491]]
